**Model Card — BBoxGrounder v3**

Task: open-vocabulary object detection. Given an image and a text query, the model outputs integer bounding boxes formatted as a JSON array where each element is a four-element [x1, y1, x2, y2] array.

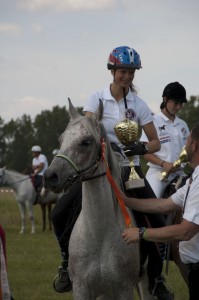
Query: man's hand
[[122, 228, 140, 244], [124, 142, 148, 157]]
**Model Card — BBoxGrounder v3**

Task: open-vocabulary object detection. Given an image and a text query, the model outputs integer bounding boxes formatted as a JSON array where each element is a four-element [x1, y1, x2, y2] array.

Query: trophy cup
[[114, 119, 145, 190], [161, 146, 187, 182]]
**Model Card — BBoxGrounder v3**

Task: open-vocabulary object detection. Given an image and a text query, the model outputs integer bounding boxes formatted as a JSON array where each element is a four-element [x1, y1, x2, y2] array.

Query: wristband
[[139, 227, 146, 241], [143, 229, 148, 241]]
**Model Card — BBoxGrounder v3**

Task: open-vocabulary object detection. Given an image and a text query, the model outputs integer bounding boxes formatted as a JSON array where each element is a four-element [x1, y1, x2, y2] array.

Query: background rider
[[140, 81, 189, 198]]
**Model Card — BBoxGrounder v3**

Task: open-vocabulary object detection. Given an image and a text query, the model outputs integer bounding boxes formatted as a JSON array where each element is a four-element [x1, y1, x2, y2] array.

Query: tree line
[[0, 95, 198, 173], [0, 105, 83, 172]]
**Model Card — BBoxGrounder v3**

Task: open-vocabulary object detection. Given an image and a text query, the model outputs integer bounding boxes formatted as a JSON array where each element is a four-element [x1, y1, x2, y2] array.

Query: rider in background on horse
[[83, 46, 173, 300], [122, 121, 199, 300], [140, 81, 189, 198], [31, 145, 48, 204]]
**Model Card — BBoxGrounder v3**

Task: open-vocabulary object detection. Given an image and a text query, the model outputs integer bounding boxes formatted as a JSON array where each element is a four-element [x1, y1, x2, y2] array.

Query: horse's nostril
[[44, 172, 59, 188]]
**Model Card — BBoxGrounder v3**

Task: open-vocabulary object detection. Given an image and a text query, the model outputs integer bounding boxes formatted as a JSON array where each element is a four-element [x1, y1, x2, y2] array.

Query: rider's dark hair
[[160, 101, 165, 109]]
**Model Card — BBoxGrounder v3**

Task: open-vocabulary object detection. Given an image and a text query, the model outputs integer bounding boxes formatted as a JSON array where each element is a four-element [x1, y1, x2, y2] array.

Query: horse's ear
[[68, 98, 80, 120]]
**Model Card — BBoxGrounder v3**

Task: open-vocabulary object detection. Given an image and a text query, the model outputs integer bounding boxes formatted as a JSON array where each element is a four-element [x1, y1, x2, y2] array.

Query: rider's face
[[166, 99, 183, 115], [112, 68, 135, 88]]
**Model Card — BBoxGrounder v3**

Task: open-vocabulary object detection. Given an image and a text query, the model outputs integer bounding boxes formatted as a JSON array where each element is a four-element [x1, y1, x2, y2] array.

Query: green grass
[[0, 191, 188, 300]]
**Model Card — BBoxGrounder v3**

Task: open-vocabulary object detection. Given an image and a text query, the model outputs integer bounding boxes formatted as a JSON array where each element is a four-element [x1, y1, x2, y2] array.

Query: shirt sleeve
[[136, 97, 154, 126], [83, 92, 101, 113], [171, 177, 199, 225], [171, 182, 189, 207]]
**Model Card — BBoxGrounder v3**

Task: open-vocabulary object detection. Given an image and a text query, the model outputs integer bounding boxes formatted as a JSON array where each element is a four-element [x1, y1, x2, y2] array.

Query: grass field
[[0, 191, 189, 300]]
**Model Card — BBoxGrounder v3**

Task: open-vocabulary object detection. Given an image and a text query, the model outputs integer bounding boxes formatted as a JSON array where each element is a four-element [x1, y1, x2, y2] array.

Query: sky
[[0, 0, 199, 123]]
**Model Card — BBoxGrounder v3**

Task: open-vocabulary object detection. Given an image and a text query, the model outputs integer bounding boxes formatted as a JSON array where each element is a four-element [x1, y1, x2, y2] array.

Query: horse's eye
[[81, 140, 92, 147]]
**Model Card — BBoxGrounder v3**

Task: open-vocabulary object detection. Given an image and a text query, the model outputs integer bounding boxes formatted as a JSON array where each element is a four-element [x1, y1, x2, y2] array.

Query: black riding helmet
[[160, 82, 187, 110]]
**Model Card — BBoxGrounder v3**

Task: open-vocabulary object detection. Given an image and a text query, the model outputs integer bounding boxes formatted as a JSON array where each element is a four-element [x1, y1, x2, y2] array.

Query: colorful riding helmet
[[162, 82, 187, 103], [107, 46, 142, 70], [31, 145, 42, 152]]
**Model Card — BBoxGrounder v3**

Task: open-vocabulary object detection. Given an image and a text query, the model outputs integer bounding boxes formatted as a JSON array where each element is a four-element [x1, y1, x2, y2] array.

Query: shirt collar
[[103, 86, 135, 102], [192, 165, 199, 181], [158, 111, 180, 125]]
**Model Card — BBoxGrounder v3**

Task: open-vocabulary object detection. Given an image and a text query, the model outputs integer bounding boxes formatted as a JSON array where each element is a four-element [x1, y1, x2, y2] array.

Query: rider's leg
[[33, 175, 43, 204], [51, 182, 82, 293]]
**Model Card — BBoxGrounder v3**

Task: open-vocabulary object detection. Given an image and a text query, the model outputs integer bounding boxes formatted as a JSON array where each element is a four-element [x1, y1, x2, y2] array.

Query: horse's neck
[[5, 170, 26, 190], [82, 167, 125, 231]]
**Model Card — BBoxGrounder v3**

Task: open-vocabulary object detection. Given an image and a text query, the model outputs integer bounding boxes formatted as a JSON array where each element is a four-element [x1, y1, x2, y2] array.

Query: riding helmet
[[162, 82, 187, 103], [107, 46, 142, 70], [31, 145, 42, 152]]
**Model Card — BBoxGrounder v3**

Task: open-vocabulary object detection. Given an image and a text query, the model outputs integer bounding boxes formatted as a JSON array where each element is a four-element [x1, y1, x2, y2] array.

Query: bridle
[[55, 122, 108, 184], [55, 152, 105, 184]]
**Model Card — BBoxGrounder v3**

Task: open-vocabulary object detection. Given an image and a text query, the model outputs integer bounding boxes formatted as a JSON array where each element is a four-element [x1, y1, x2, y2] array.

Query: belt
[[187, 262, 199, 271]]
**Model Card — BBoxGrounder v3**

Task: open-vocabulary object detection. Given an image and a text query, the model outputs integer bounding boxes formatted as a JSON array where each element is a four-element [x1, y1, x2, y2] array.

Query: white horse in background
[[44, 99, 152, 300], [0, 167, 58, 233]]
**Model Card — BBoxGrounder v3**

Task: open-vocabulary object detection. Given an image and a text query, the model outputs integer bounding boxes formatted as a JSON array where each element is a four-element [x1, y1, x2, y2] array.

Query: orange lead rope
[[101, 139, 133, 228]]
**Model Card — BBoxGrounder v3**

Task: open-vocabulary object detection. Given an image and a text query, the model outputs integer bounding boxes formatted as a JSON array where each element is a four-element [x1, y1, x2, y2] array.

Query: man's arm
[[122, 190, 180, 215], [32, 162, 45, 175], [122, 219, 199, 244]]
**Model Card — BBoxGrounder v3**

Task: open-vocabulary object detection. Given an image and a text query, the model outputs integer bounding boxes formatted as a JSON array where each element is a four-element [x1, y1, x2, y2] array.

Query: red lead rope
[[101, 139, 133, 228]]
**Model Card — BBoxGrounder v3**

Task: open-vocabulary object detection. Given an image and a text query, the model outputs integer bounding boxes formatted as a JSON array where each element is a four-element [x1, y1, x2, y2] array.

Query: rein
[[101, 140, 133, 228], [1, 173, 30, 187]]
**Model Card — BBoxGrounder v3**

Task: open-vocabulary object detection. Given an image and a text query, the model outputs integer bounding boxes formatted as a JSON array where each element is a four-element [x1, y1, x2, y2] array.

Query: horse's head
[[44, 99, 107, 193]]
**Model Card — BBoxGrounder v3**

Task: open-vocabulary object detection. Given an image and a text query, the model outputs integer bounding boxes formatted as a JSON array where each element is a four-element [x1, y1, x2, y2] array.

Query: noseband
[[55, 153, 103, 183]]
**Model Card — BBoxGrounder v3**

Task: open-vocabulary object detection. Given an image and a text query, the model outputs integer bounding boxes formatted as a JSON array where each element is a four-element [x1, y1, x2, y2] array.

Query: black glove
[[123, 142, 148, 157]]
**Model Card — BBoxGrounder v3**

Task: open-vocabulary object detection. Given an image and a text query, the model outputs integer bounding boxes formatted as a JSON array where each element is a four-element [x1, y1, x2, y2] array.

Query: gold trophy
[[114, 119, 145, 189], [161, 146, 187, 182]]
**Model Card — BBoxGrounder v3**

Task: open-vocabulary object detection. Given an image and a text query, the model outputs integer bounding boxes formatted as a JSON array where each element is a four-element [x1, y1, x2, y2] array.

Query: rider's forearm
[[143, 153, 165, 167]]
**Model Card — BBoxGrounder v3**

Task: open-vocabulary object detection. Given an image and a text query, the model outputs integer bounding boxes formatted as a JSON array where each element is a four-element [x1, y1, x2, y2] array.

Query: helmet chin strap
[[123, 87, 128, 109]]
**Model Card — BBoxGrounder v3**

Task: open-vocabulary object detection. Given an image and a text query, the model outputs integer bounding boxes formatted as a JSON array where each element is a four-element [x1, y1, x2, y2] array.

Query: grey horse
[[44, 99, 152, 300], [0, 167, 58, 233]]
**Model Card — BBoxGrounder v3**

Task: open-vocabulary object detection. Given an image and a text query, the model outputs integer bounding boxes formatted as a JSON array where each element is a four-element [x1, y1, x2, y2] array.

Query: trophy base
[[158, 173, 168, 183], [157, 172, 169, 183], [125, 178, 145, 190]]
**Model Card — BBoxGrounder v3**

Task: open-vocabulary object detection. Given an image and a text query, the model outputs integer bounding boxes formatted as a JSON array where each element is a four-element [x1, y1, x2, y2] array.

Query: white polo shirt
[[32, 154, 48, 176], [171, 165, 199, 264], [83, 86, 154, 166], [141, 112, 189, 168]]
